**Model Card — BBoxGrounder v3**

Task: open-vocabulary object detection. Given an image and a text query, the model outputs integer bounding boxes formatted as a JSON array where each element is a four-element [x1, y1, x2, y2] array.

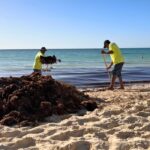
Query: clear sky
[[0, 0, 150, 48]]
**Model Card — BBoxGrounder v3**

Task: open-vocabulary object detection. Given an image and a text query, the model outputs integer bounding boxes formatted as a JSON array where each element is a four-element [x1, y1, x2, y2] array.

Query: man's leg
[[108, 75, 117, 90], [118, 63, 124, 89], [118, 76, 124, 89], [108, 64, 117, 90], [108, 62, 124, 90]]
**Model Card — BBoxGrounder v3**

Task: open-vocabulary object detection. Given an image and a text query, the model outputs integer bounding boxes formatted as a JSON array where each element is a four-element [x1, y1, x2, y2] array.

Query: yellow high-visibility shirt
[[109, 43, 124, 64], [33, 51, 44, 70]]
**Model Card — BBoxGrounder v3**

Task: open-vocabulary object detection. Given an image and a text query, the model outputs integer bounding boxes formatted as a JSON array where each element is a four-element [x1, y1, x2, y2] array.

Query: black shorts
[[112, 62, 124, 77], [33, 69, 42, 74]]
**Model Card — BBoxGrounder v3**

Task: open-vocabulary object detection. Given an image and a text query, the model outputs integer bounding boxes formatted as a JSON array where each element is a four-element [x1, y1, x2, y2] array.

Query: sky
[[0, 0, 150, 49]]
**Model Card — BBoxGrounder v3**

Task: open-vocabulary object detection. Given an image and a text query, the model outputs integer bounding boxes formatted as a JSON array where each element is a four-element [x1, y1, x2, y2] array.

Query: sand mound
[[0, 73, 97, 126]]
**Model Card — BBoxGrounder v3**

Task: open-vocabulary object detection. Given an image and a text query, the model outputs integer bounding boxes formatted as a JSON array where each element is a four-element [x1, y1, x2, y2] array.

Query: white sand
[[0, 83, 150, 150]]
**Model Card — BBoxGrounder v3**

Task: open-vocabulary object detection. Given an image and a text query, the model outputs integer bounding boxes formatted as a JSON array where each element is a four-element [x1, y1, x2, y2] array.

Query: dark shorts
[[33, 69, 42, 74], [112, 62, 124, 77]]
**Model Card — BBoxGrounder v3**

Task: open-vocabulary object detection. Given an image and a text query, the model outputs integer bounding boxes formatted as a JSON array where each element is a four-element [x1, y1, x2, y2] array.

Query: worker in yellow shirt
[[33, 47, 47, 74], [101, 40, 125, 90]]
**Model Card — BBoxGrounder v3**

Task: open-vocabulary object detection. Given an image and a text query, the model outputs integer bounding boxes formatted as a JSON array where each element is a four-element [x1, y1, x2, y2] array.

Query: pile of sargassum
[[0, 73, 97, 126]]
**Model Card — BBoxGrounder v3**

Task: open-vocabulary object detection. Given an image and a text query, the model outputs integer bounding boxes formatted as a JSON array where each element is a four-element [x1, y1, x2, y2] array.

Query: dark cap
[[40, 47, 47, 51], [103, 40, 110, 48]]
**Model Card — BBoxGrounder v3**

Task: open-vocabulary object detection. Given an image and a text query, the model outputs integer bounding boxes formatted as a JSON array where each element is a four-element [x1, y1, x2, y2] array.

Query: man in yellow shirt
[[33, 47, 47, 74], [101, 40, 125, 90]]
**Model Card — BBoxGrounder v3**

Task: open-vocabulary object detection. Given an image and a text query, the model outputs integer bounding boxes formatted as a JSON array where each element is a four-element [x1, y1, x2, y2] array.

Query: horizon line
[[0, 47, 150, 50]]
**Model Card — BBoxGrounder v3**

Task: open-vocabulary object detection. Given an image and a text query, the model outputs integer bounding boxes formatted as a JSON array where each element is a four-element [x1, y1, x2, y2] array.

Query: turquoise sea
[[0, 48, 150, 87]]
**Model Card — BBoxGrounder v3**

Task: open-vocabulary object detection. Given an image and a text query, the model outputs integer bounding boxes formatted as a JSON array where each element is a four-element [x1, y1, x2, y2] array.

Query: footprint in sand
[[128, 105, 146, 113], [128, 123, 143, 130], [27, 128, 44, 134], [0, 130, 21, 138], [98, 120, 119, 129], [4, 137, 36, 150], [107, 128, 118, 135], [115, 142, 130, 150], [140, 123, 150, 131], [20, 128, 45, 138], [136, 111, 150, 117], [116, 131, 135, 139], [60, 141, 91, 150], [134, 105, 146, 112], [142, 133, 150, 138], [133, 140, 150, 149], [42, 129, 57, 137], [51, 129, 85, 141], [95, 132, 108, 141], [124, 116, 138, 124], [102, 109, 123, 117]]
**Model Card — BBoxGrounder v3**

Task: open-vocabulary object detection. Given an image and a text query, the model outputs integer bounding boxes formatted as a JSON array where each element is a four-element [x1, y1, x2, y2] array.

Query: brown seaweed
[[0, 73, 97, 126]]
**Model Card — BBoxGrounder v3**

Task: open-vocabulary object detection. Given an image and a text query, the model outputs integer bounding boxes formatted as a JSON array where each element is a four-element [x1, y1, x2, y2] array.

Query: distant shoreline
[[0, 47, 150, 50]]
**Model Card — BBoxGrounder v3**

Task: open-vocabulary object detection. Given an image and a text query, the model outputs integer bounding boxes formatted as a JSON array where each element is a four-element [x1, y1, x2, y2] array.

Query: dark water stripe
[[0, 67, 150, 88], [50, 67, 150, 88]]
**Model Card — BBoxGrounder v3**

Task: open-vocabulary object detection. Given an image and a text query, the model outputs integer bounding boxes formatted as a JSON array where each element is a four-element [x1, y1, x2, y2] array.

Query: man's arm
[[107, 61, 113, 70], [40, 56, 46, 64], [101, 49, 113, 54]]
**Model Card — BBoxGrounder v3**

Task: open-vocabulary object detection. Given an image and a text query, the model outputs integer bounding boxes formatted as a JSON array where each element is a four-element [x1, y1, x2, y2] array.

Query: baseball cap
[[41, 47, 47, 51], [103, 40, 110, 48]]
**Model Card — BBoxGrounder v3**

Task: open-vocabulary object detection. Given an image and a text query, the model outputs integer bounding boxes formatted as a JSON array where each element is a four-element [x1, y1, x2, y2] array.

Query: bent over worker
[[101, 40, 125, 90]]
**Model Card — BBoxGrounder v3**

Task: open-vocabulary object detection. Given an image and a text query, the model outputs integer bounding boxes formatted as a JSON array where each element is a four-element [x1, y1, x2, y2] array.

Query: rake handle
[[102, 53, 111, 81]]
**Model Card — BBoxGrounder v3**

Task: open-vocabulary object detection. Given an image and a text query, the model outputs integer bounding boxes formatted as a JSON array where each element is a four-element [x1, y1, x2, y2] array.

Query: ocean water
[[0, 48, 150, 87]]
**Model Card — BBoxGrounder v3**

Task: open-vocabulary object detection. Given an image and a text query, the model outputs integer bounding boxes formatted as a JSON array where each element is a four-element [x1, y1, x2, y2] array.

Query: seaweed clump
[[0, 73, 97, 126]]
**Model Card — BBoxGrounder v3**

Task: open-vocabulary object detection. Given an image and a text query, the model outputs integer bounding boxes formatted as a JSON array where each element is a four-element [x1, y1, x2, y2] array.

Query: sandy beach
[[0, 83, 150, 150]]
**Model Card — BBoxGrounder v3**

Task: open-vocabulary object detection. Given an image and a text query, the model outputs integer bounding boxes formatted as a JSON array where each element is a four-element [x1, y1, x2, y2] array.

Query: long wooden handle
[[102, 54, 111, 81]]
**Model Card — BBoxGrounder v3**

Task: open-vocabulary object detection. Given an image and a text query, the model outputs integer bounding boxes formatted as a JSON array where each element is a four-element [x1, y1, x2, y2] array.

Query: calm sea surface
[[0, 48, 150, 87]]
